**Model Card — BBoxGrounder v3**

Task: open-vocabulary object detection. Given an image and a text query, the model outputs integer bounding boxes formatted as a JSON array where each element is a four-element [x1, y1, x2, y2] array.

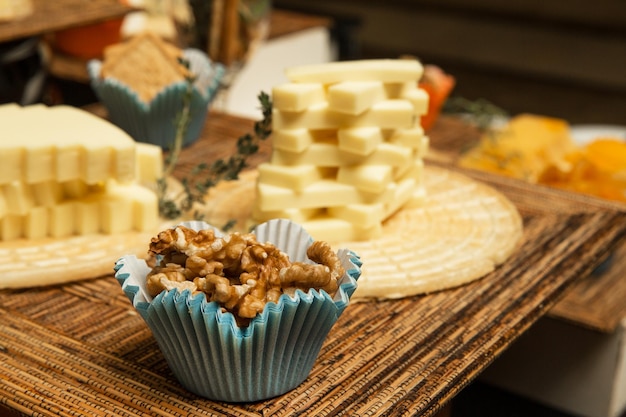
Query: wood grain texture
[[0, 0, 133, 43], [0, 114, 624, 416]]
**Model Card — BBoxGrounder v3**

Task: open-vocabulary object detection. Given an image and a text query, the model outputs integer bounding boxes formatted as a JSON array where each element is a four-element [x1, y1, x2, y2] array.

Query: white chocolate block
[[327, 81, 386, 115], [258, 163, 324, 192], [272, 129, 338, 152], [0, 104, 137, 185], [337, 127, 384, 156], [0, 193, 6, 218], [48, 202, 76, 238], [328, 204, 385, 228], [106, 182, 159, 232], [31, 181, 63, 207], [24, 206, 48, 239], [3, 181, 34, 215], [75, 197, 102, 235], [1, 215, 22, 241], [402, 86, 429, 115], [56, 143, 82, 182], [272, 142, 412, 168], [25, 144, 55, 183], [0, 147, 23, 184], [256, 180, 395, 211], [387, 126, 425, 148], [285, 59, 423, 84], [135, 142, 163, 184], [272, 83, 326, 112], [337, 165, 393, 193], [301, 216, 383, 242], [273, 100, 414, 131], [62, 180, 90, 199], [252, 206, 321, 224], [0, 180, 159, 240]]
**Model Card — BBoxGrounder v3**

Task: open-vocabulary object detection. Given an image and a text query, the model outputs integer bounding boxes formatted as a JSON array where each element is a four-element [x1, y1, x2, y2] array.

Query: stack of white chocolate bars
[[253, 59, 429, 241], [0, 104, 162, 241]]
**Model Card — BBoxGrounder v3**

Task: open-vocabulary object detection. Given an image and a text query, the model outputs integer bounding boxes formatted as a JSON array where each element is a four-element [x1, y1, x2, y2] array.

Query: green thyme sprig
[[443, 96, 509, 133], [157, 90, 273, 221]]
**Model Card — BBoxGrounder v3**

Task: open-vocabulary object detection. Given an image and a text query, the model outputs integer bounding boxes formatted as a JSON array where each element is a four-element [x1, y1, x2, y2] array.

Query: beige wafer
[[199, 165, 523, 299]]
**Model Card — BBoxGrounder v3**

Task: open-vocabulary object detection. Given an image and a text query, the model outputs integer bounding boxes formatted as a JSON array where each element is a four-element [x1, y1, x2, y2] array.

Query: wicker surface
[[0, 114, 625, 416], [427, 117, 626, 333]]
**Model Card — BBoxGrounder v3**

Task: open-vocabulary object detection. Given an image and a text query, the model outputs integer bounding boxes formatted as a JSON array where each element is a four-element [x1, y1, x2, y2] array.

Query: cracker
[[100, 33, 191, 103]]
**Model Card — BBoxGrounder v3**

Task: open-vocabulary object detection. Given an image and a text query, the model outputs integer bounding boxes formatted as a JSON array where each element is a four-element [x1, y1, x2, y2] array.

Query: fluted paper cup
[[88, 48, 224, 149], [114, 219, 361, 402]]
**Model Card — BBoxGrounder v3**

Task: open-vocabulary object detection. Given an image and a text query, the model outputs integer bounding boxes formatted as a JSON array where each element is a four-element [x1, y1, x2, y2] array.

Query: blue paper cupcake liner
[[88, 48, 225, 149], [114, 219, 361, 402]]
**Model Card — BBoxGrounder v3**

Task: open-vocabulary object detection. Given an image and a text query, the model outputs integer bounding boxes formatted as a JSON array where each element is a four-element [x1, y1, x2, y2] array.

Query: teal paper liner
[[114, 219, 361, 402], [88, 49, 225, 149]]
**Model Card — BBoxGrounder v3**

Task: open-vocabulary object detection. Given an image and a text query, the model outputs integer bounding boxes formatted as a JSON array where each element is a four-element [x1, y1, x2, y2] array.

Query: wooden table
[[1, 113, 625, 416], [0, 0, 132, 43]]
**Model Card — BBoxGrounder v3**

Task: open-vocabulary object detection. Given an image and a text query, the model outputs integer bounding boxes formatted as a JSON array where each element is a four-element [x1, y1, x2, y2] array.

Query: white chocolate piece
[[252, 206, 321, 224], [272, 129, 337, 152], [256, 180, 395, 211], [337, 127, 384, 156], [135, 142, 163, 184], [273, 100, 414, 131], [271, 142, 412, 168], [401, 86, 429, 115], [272, 83, 325, 112], [327, 81, 386, 115], [31, 181, 63, 207], [2, 181, 34, 215], [48, 202, 76, 238], [75, 197, 102, 235], [328, 203, 385, 228], [285, 59, 423, 84], [337, 165, 393, 193], [257, 163, 324, 192], [24, 206, 48, 240], [106, 182, 159, 232], [300, 216, 383, 242], [0, 104, 137, 185], [1, 215, 22, 241]]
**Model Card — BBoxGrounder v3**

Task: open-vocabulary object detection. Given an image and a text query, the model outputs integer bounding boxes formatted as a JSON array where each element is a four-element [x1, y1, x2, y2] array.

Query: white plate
[[569, 124, 626, 146]]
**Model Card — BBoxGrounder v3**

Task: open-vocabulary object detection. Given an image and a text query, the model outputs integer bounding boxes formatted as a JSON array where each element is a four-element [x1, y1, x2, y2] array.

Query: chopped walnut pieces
[[146, 226, 344, 326]]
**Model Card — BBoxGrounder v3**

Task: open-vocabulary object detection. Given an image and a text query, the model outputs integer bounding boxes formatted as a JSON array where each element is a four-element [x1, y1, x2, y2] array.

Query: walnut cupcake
[[114, 219, 361, 402]]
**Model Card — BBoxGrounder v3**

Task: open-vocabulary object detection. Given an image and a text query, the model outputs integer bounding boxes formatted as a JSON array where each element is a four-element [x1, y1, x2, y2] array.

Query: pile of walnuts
[[146, 226, 345, 326]]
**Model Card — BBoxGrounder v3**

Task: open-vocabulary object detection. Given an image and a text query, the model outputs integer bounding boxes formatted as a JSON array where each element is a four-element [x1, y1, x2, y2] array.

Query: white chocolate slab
[[0, 104, 137, 185], [337, 165, 393, 193], [257, 163, 324, 192], [300, 215, 383, 242], [271, 142, 412, 168], [401, 86, 429, 115], [285, 59, 423, 84], [256, 180, 395, 211], [273, 100, 414, 130], [327, 81, 386, 115], [337, 127, 384, 156], [272, 83, 326, 112]]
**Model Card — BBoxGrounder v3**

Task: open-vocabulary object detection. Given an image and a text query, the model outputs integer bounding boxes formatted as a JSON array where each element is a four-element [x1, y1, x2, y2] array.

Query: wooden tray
[[0, 114, 624, 416]]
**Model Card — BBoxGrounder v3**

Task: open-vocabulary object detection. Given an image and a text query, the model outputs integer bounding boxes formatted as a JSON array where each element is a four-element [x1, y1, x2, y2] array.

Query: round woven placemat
[[0, 227, 166, 289], [200, 165, 524, 300], [0, 166, 522, 297]]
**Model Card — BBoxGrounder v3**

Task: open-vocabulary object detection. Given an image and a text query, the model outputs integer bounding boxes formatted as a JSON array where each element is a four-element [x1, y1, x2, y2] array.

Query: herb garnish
[[157, 79, 273, 221]]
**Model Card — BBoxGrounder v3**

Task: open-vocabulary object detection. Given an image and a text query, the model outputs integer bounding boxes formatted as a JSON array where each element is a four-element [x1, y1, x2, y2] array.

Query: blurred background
[[273, 0, 626, 125]]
